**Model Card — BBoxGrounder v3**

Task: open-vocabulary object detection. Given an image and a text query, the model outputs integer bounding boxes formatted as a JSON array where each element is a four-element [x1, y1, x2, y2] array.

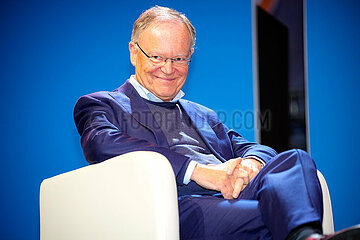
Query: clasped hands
[[190, 158, 262, 199]]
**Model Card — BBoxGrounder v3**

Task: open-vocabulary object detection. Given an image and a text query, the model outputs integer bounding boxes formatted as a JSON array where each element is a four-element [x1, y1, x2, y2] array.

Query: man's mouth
[[155, 76, 175, 81]]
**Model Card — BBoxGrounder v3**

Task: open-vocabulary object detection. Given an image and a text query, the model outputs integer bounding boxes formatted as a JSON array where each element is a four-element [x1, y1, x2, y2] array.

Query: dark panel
[[257, 6, 290, 152]]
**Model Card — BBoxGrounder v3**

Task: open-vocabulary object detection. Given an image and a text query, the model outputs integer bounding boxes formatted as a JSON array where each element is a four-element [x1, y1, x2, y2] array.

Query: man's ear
[[129, 42, 137, 67]]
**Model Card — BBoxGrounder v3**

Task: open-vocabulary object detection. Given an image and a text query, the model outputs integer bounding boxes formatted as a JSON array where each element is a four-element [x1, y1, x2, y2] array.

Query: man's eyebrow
[[151, 52, 189, 57], [147, 48, 189, 57]]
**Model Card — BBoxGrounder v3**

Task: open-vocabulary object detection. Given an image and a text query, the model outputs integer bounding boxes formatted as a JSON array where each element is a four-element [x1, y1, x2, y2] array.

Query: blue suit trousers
[[178, 149, 323, 240]]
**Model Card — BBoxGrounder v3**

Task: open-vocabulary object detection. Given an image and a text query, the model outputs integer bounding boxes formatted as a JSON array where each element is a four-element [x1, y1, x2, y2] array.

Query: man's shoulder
[[76, 80, 134, 103], [75, 90, 121, 106], [80, 90, 114, 99]]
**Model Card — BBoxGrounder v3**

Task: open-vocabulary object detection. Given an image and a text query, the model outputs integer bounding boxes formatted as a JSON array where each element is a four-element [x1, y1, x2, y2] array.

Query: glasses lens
[[149, 56, 163, 64]]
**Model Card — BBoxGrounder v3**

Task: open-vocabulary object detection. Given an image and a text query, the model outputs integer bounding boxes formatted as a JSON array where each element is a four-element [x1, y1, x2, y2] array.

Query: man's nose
[[160, 60, 175, 74]]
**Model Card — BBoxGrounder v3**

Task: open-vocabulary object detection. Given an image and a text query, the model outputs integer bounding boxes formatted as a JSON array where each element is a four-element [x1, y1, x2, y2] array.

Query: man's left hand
[[236, 158, 262, 190]]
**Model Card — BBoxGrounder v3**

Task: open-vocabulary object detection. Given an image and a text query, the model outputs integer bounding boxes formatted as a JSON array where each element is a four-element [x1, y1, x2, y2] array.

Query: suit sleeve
[[74, 94, 191, 185], [226, 126, 278, 164]]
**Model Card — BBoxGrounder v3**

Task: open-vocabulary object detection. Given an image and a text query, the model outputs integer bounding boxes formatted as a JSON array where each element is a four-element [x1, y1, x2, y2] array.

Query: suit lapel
[[110, 80, 169, 147], [110, 81, 229, 161], [179, 99, 227, 162]]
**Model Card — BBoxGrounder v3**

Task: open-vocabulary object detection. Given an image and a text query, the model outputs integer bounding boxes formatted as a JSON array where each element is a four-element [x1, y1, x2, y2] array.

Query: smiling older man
[[74, 6, 359, 240]]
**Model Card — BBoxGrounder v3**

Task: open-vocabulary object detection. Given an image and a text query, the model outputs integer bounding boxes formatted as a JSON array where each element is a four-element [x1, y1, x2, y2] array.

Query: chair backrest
[[40, 151, 180, 240]]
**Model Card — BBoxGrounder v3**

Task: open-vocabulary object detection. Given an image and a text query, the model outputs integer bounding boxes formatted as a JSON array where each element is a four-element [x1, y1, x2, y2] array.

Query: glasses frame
[[135, 42, 192, 66]]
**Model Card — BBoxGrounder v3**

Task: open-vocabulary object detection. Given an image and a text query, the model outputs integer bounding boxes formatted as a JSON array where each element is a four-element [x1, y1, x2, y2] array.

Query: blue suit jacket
[[74, 80, 277, 187]]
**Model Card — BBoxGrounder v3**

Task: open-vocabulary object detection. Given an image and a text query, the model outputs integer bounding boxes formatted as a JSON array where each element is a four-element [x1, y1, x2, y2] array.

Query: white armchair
[[39, 151, 334, 240]]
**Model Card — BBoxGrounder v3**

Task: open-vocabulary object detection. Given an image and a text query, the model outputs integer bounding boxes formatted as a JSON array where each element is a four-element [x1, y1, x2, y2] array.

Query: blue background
[[0, 0, 359, 239]]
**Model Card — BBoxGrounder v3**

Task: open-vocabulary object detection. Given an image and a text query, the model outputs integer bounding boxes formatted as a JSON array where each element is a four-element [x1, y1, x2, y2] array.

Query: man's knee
[[275, 149, 315, 167]]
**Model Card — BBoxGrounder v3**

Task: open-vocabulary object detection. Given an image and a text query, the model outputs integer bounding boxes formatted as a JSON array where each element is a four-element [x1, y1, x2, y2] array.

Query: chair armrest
[[40, 151, 179, 240], [317, 170, 335, 234]]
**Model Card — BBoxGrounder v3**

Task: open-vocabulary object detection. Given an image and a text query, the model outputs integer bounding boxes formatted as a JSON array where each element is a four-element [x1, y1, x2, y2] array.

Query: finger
[[221, 184, 233, 199], [232, 178, 244, 199], [225, 179, 234, 197], [219, 175, 234, 199], [238, 161, 249, 173], [237, 168, 250, 185], [226, 160, 237, 175], [229, 167, 240, 188], [227, 158, 242, 175], [249, 168, 260, 182]]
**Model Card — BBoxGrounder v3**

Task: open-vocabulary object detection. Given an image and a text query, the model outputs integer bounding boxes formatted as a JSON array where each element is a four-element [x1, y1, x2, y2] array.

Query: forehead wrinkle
[[137, 21, 191, 57]]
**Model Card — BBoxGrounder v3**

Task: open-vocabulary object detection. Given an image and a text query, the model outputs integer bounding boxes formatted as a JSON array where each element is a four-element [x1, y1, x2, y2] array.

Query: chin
[[156, 91, 176, 101]]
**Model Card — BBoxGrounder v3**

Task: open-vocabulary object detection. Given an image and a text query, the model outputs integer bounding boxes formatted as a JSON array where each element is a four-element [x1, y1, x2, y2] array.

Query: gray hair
[[131, 6, 196, 49]]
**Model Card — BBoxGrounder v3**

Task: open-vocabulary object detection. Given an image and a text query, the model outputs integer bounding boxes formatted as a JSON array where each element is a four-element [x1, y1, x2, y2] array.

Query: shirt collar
[[129, 75, 185, 103]]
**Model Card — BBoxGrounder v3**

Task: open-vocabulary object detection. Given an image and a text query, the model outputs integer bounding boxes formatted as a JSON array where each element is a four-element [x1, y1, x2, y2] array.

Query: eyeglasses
[[135, 42, 191, 66]]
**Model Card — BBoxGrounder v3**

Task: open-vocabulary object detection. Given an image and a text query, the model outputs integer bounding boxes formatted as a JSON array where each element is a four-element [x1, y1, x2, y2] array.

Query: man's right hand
[[190, 158, 250, 199]]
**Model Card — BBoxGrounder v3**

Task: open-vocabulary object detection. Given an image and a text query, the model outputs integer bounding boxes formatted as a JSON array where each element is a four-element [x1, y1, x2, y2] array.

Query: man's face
[[129, 20, 193, 102]]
